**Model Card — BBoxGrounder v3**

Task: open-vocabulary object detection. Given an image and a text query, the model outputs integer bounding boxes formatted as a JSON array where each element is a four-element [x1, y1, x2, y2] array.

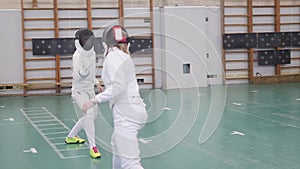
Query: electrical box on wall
[[160, 6, 222, 89], [183, 63, 191, 74], [161, 6, 207, 89]]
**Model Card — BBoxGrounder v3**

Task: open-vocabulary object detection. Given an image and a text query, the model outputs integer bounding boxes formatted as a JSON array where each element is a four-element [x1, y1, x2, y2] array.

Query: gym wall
[[0, 9, 23, 84], [0, 3, 298, 94], [0, 6, 223, 93]]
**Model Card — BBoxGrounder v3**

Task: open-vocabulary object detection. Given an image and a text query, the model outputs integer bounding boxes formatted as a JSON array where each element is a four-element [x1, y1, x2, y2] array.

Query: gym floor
[[0, 83, 299, 169]]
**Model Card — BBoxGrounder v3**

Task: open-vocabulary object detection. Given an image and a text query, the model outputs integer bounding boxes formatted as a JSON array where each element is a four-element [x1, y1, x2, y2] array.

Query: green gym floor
[[0, 83, 300, 169]]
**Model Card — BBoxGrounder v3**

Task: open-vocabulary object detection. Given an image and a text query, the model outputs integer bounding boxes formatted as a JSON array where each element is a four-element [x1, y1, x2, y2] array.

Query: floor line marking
[[21, 110, 47, 113], [230, 131, 245, 136], [48, 137, 66, 140], [31, 119, 57, 123], [23, 148, 38, 154], [36, 123, 60, 127], [29, 116, 52, 119], [58, 147, 89, 152], [40, 127, 66, 131], [21, 107, 92, 159], [232, 102, 243, 106], [20, 107, 80, 159], [230, 109, 300, 129], [3, 118, 14, 121], [272, 113, 300, 121], [21, 107, 43, 109], [52, 142, 67, 146], [26, 113, 49, 116], [61, 155, 88, 159], [44, 131, 69, 135], [0, 121, 29, 126]]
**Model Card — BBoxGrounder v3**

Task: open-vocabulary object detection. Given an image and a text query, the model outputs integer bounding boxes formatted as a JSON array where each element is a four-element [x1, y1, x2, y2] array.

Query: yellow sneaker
[[65, 136, 85, 144], [90, 146, 101, 158]]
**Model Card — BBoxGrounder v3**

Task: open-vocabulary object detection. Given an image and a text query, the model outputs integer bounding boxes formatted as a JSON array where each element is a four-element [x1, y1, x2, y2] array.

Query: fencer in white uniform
[[65, 29, 101, 159], [83, 25, 148, 169]]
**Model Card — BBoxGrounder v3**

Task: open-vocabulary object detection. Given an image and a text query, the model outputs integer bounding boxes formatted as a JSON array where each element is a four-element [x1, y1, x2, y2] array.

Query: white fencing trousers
[[68, 91, 98, 149], [111, 97, 148, 169]]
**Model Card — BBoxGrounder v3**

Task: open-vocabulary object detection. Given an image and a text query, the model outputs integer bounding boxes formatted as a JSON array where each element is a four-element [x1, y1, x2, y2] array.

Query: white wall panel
[[253, 25, 276, 32], [162, 6, 208, 89], [253, 63, 275, 76], [253, 16, 275, 24], [58, 10, 87, 18], [253, 8, 274, 14], [24, 10, 53, 18], [25, 20, 54, 29], [225, 26, 248, 33], [0, 9, 23, 83], [26, 60, 55, 68], [24, 31, 55, 38], [225, 53, 248, 60], [58, 20, 87, 28], [224, 7, 247, 15], [25, 70, 55, 79], [124, 8, 150, 16], [205, 6, 223, 85], [58, 30, 77, 38], [225, 17, 247, 24], [91, 9, 119, 17]]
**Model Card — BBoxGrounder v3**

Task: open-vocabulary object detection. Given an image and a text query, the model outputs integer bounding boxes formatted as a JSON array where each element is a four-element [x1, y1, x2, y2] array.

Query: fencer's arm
[[94, 76, 125, 103], [82, 54, 126, 112], [83, 82, 119, 113], [84, 76, 124, 112]]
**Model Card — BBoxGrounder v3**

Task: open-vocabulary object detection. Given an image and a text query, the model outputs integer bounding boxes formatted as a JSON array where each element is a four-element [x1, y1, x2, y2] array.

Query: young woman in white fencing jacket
[[83, 25, 148, 169]]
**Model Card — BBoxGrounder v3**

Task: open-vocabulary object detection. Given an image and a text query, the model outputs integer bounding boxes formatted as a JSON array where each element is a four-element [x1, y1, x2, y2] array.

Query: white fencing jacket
[[95, 47, 140, 105], [72, 40, 99, 93]]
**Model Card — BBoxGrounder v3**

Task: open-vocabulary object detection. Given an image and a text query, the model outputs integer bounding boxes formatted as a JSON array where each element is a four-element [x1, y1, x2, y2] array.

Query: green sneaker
[[65, 136, 85, 144], [90, 146, 101, 159]]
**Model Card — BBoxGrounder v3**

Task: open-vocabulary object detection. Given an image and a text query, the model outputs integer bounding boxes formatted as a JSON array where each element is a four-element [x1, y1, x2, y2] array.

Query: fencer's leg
[[113, 124, 144, 169], [112, 141, 143, 169], [112, 133, 122, 169], [67, 92, 87, 137], [112, 154, 122, 169], [68, 91, 97, 148], [84, 105, 98, 149], [67, 117, 85, 137], [112, 101, 147, 169]]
